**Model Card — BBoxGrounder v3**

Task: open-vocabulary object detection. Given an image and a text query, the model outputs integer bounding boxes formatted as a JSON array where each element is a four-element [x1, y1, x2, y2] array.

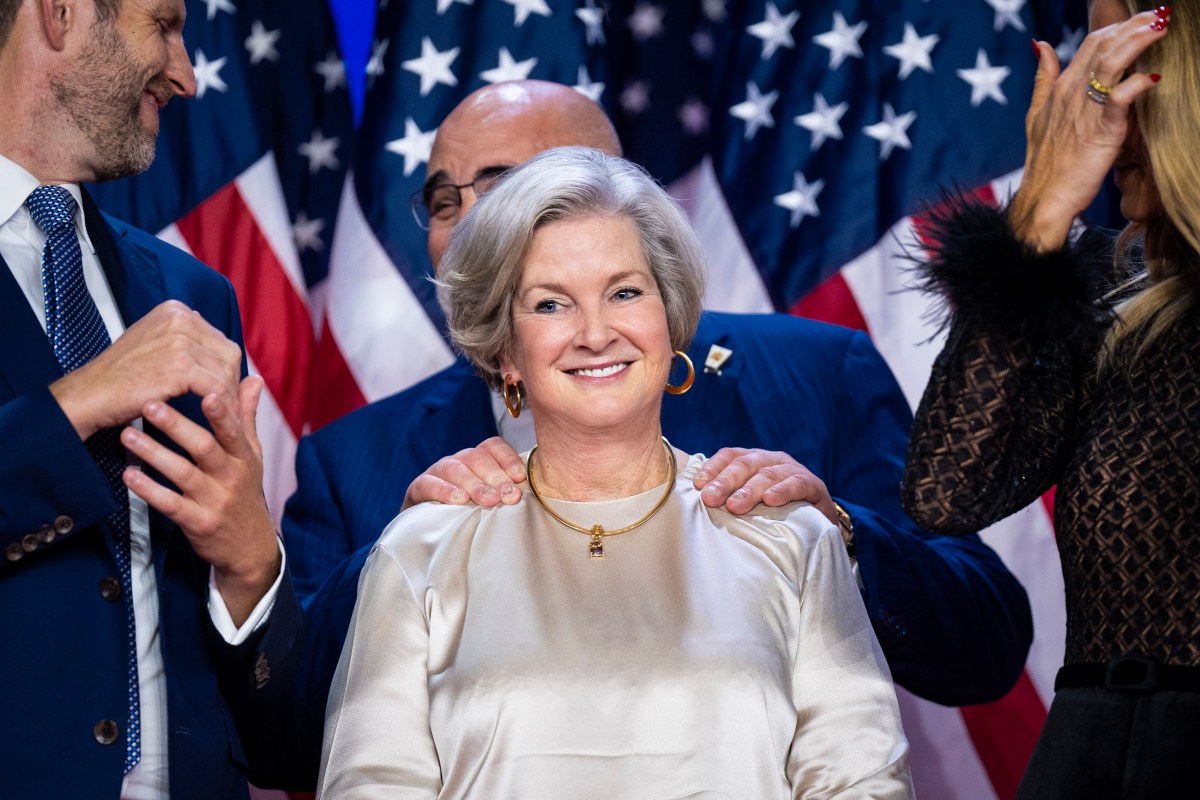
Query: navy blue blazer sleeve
[[669, 312, 1032, 705], [0, 388, 117, 550], [830, 331, 1033, 705], [0, 208, 303, 800]]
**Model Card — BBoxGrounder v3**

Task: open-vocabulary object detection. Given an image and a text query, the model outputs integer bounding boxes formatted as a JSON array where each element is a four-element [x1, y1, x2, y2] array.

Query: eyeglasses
[[409, 168, 511, 231]]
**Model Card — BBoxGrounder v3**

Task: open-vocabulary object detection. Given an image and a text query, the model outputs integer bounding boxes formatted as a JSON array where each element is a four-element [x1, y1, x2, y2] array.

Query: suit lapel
[[663, 313, 755, 449], [81, 189, 167, 326]]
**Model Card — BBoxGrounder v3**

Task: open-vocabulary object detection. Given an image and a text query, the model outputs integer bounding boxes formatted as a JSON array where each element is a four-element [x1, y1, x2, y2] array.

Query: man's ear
[[38, 0, 78, 51]]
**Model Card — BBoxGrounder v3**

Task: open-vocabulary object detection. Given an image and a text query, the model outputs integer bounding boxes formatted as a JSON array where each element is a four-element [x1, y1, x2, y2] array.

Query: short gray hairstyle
[[437, 146, 707, 391]]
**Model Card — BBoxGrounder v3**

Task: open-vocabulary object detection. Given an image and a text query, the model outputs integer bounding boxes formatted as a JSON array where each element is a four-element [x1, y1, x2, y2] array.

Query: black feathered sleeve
[[901, 196, 1114, 535]]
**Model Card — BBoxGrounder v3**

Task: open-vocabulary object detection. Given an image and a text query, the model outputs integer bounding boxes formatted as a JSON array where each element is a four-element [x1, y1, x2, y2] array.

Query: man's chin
[[90, 138, 157, 183]]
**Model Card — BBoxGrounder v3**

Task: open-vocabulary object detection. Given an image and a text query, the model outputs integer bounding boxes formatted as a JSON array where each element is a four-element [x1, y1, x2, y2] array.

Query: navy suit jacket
[[0, 192, 300, 800], [265, 311, 1033, 789]]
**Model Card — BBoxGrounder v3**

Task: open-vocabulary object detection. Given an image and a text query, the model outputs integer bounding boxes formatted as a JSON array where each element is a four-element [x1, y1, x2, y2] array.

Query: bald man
[[285, 75, 1030, 688], [253, 81, 1032, 790]]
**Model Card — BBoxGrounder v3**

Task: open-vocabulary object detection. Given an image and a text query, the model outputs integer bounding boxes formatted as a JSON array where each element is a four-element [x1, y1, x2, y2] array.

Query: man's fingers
[[402, 442, 528, 511], [139, 400, 230, 473], [438, 453, 512, 505], [692, 446, 748, 486], [449, 444, 522, 500], [478, 436, 530, 482], [137, 302, 242, 400], [197, 374, 264, 462], [147, 301, 240, 361], [694, 448, 837, 517], [123, 464, 189, 522], [123, 465, 219, 541], [185, 346, 241, 402], [697, 448, 783, 506], [724, 468, 827, 515], [238, 375, 265, 440], [121, 419, 204, 489], [403, 474, 473, 511]]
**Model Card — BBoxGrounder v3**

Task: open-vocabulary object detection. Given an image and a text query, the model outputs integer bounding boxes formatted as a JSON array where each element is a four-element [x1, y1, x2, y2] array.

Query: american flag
[[96, 0, 1095, 797], [90, 0, 353, 533], [330, 4, 1079, 794]]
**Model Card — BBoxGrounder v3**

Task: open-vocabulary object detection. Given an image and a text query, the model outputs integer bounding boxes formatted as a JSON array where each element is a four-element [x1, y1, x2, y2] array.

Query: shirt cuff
[[207, 537, 286, 645], [851, 559, 865, 593]]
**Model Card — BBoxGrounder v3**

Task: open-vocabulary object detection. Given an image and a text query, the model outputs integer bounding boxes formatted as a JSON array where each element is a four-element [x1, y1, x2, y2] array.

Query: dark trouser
[[1017, 686, 1200, 799]]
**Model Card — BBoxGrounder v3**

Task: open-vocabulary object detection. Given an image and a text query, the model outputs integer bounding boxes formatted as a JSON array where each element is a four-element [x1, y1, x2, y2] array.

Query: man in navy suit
[[0, 1, 297, 797], [282, 80, 1033, 717]]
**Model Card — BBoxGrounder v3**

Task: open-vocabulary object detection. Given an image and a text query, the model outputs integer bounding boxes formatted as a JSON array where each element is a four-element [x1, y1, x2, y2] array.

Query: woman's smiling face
[[499, 214, 673, 436]]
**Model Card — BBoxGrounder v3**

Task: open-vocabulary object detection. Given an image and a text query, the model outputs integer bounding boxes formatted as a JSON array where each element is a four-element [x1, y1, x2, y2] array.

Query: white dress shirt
[[0, 154, 282, 800]]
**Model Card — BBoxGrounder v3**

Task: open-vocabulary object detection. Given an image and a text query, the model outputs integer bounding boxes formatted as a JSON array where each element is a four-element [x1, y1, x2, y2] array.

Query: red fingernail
[[1150, 73, 1162, 83], [1158, 5, 1171, 16], [1031, 39, 1040, 58], [1151, 17, 1168, 30]]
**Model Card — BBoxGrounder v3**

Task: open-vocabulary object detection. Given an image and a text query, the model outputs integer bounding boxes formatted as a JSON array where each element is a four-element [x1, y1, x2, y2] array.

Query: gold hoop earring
[[664, 350, 694, 395], [502, 376, 523, 418]]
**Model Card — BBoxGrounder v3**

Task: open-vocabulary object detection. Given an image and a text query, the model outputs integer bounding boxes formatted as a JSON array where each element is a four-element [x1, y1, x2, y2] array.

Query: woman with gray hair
[[317, 147, 912, 799]]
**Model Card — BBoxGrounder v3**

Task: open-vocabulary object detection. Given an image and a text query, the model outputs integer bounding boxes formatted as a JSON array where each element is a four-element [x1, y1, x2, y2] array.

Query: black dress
[[902, 199, 1200, 799]]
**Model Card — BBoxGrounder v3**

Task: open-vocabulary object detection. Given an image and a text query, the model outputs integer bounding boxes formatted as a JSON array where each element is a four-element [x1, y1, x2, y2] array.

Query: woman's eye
[[534, 299, 560, 314], [613, 287, 643, 301]]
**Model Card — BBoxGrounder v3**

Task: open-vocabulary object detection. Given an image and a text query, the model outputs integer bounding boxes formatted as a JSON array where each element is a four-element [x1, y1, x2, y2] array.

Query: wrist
[[1008, 191, 1075, 253], [215, 534, 281, 599], [831, 500, 856, 560], [48, 374, 100, 440]]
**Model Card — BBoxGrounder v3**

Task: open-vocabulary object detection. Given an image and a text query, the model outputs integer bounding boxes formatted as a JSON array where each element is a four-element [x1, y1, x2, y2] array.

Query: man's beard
[[50, 22, 172, 182]]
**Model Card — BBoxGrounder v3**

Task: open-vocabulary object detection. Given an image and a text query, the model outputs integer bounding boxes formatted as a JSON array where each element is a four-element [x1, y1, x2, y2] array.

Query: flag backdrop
[[95, 1, 1096, 798]]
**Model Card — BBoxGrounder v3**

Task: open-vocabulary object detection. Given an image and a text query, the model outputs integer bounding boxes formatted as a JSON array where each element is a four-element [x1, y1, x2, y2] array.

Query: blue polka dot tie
[[26, 185, 141, 773]]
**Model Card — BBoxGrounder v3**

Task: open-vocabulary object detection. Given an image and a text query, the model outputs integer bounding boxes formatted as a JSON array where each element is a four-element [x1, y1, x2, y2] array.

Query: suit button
[[93, 719, 120, 745], [99, 577, 123, 602], [54, 515, 74, 535], [37, 524, 56, 544], [21, 534, 39, 552], [5, 543, 23, 562]]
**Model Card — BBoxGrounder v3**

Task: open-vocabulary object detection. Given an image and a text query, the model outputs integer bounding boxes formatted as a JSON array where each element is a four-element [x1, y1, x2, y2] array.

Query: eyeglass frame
[[408, 166, 512, 231]]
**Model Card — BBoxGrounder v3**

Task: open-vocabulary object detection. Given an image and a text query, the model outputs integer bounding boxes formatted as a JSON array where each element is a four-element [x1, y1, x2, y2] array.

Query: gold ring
[[1088, 72, 1112, 95]]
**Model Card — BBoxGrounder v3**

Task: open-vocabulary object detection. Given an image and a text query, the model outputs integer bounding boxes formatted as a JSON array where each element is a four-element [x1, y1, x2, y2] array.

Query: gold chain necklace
[[526, 437, 677, 559]]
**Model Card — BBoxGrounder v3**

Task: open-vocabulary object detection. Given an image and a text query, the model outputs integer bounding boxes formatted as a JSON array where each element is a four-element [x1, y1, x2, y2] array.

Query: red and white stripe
[[157, 154, 315, 524], [307, 173, 453, 430]]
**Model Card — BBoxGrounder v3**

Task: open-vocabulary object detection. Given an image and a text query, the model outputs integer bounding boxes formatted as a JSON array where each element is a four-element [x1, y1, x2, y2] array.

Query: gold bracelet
[[832, 500, 856, 559]]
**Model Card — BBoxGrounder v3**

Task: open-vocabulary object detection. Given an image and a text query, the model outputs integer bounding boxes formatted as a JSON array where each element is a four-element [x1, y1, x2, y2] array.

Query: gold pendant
[[589, 525, 605, 559]]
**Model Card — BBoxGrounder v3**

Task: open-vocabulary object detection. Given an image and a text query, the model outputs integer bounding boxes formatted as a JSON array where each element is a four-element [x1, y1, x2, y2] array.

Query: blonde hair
[[1100, 0, 1200, 369]]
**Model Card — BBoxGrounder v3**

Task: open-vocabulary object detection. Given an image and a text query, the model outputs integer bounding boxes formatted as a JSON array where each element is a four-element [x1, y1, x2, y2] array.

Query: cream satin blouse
[[318, 453, 912, 799]]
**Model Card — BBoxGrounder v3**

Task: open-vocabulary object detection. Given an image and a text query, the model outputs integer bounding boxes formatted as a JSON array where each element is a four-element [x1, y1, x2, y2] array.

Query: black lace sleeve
[[901, 198, 1113, 534]]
